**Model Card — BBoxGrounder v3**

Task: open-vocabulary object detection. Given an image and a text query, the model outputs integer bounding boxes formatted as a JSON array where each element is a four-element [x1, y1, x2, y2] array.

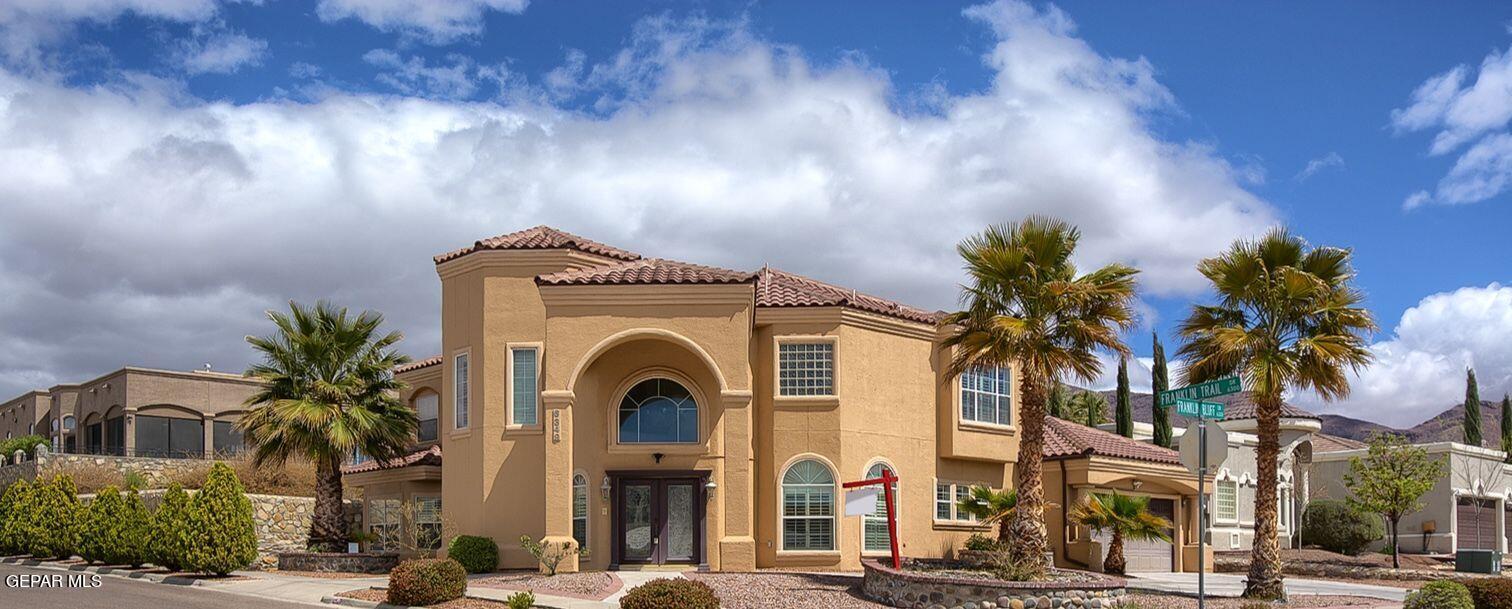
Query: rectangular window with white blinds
[[511, 347, 538, 426]]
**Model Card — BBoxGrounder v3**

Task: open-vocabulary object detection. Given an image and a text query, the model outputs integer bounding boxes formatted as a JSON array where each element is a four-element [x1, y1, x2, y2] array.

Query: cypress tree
[[150, 484, 192, 571], [1151, 333, 1172, 448], [1116, 356, 1133, 437], [1501, 394, 1512, 463], [1465, 368, 1483, 447], [182, 462, 257, 575], [1048, 384, 1068, 419]]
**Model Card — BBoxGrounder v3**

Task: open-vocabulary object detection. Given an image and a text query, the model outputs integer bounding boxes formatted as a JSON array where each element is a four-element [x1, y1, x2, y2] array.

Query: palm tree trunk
[[1008, 372, 1050, 577], [309, 453, 348, 552], [1105, 530, 1126, 575], [1243, 394, 1285, 599]]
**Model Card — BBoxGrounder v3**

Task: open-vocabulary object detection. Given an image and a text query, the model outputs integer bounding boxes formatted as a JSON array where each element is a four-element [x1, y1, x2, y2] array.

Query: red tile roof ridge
[[395, 355, 442, 374], [756, 266, 942, 324], [1043, 416, 1182, 465], [435, 225, 643, 265], [536, 257, 757, 286], [341, 444, 442, 474]]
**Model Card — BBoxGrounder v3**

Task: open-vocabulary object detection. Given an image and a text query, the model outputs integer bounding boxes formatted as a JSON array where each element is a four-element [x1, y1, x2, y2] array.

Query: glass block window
[[618, 378, 698, 444], [414, 393, 439, 442], [454, 353, 470, 429], [781, 459, 835, 551], [1215, 480, 1238, 522], [572, 474, 589, 553], [511, 348, 539, 426], [368, 498, 402, 552], [414, 496, 443, 550], [863, 463, 896, 553], [960, 366, 1012, 426], [778, 342, 834, 396]]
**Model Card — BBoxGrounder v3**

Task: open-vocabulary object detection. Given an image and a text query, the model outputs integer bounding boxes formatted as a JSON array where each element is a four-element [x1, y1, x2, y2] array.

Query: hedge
[[448, 535, 498, 574], [78, 486, 123, 564], [149, 484, 192, 571], [1405, 580, 1472, 609], [180, 462, 257, 575], [1466, 578, 1512, 609], [0, 435, 48, 462], [619, 578, 721, 609], [388, 558, 467, 606], [1301, 500, 1383, 555], [0, 480, 32, 554], [23, 475, 81, 559]]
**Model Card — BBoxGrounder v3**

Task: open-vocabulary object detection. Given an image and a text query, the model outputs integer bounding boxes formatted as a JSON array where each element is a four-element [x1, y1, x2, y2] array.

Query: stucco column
[[202, 413, 216, 458], [123, 407, 137, 456], [718, 390, 756, 571], [540, 390, 578, 573], [1499, 496, 1508, 554]]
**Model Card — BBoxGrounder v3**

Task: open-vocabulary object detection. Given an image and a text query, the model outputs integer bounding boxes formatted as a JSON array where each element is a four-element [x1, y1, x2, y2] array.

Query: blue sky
[[0, 0, 1509, 427]]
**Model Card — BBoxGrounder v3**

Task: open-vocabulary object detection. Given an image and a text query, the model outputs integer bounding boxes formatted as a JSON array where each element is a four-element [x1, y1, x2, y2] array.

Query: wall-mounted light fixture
[[601, 476, 612, 502], [704, 479, 717, 500]]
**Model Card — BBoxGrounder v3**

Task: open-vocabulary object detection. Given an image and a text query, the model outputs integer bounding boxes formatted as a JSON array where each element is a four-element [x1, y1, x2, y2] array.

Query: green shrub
[[618, 578, 720, 609], [0, 435, 48, 462], [78, 486, 124, 564], [1466, 577, 1512, 609], [24, 475, 81, 559], [448, 535, 498, 574], [149, 484, 192, 570], [1301, 500, 1383, 555], [0, 480, 32, 555], [506, 591, 535, 609], [118, 489, 151, 567], [180, 463, 256, 575], [387, 558, 467, 606], [1405, 580, 1473, 609], [963, 533, 1000, 552]]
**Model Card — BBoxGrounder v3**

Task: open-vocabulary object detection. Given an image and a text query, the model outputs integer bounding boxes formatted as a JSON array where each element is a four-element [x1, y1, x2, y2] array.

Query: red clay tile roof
[[435, 225, 643, 265], [395, 356, 442, 375], [342, 444, 442, 474], [1043, 416, 1182, 465], [1312, 433, 1367, 453], [537, 258, 756, 286], [1218, 393, 1321, 421], [755, 267, 942, 325]]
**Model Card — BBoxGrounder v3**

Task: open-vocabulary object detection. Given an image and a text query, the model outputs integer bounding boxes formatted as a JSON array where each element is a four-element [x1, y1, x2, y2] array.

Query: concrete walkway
[[1126, 572, 1409, 602]]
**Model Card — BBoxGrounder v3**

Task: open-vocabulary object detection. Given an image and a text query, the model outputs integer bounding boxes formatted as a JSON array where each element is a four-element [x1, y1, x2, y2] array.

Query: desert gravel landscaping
[[338, 587, 524, 609], [687, 571, 889, 609], [472, 570, 619, 599]]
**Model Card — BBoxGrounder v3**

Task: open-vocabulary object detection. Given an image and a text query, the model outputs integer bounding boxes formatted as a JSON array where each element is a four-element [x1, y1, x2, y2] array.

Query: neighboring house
[[1311, 441, 1512, 554], [346, 225, 1033, 573], [1043, 417, 1208, 573], [343, 356, 444, 555], [0, 391, 48, 443], [1096, 391, 1322, 552], [1, 366, 262, 458]]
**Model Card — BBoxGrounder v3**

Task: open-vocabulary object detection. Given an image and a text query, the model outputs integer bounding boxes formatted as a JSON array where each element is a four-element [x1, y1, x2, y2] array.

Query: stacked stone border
[[862, 559, 1129, 609], [279, 552, 399, 574]]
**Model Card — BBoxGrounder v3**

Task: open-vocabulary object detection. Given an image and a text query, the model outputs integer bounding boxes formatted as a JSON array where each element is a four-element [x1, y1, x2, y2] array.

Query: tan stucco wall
[[0, 392, 47, 441]]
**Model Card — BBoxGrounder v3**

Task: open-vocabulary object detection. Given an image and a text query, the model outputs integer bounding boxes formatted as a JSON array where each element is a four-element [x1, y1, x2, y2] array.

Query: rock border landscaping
[[279, 551, 400, 574], [862, 559, 1130, 609]]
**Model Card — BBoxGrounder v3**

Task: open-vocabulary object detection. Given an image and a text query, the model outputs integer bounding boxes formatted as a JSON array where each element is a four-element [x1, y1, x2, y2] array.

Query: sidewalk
[[1126, 571, 1409, 602]]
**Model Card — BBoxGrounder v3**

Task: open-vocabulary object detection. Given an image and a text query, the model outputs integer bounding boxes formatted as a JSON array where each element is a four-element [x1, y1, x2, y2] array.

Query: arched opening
[[781, 457, 837, 552]]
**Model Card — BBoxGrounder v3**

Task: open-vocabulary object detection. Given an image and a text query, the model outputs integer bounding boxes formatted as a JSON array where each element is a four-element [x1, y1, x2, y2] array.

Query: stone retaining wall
[[277, 551, 398, 574], [862, 560, 1129, 609]]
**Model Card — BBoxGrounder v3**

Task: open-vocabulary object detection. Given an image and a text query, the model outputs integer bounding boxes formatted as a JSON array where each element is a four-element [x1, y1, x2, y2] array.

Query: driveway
[[0, 563, 327, 609], [1126, 572, 1408, 602]]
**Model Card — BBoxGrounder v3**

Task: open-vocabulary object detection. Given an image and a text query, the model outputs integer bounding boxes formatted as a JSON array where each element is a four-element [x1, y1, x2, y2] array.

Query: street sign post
[[1160, 379, 1242, 609]]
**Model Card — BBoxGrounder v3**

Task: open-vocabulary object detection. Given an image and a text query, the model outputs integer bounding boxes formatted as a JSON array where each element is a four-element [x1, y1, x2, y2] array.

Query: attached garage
[[1457, 498, 1498, 551], [1093, 498, 1177, 572]]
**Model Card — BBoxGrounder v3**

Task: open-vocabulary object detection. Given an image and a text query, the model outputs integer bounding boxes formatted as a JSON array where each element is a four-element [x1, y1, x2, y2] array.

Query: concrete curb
[[319, 594, 423, 609]]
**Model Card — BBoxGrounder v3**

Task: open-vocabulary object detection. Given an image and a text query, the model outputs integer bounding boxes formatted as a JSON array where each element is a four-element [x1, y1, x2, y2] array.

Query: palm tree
[[941, 217, 1139, 578], [1176, 228, 1374, 599], [1069, 492, 1172, 575], [957, 486, 1018, 545], [238, 301, 416, 552]]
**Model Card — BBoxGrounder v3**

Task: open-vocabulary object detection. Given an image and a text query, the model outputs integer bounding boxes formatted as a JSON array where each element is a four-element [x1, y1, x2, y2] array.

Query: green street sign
[[1175, 398, 1226, 420], [1158, 375, 1242, 407]]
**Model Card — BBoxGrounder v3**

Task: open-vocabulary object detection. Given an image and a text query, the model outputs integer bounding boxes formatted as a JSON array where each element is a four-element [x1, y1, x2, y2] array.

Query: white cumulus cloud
[[1298, 283, 1512, 427], [0, 1, 1277, 397], [1295, 151, 1344, 181], [175, 29, 267, 74], [316, 0, 529, 43], [1393, 44, 1512, 208]]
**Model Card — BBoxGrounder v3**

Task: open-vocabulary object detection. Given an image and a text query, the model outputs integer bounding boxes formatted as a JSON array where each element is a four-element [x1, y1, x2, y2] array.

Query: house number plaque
[[551, 410, 561, 443]]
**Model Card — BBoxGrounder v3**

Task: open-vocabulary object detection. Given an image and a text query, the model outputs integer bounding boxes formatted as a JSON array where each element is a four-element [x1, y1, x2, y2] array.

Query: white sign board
[[844, 487, 881, 517], [1179, 424, 1229, 475]]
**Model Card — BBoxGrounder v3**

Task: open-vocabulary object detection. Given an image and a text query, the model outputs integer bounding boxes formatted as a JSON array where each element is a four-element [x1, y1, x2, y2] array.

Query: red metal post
[[843, 471, 902, 570]]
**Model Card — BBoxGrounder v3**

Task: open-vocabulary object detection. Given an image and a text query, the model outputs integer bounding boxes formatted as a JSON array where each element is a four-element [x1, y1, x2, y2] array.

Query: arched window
[[862, 462, 896, 553], [781, 459, 835, 551], [572, 473, 589, 553], [618, 378, 698, 444]]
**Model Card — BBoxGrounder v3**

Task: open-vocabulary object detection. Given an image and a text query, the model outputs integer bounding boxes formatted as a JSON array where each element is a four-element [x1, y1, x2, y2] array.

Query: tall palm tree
[[1177, 228, 1374, 599], [1069, 492, 1172, 575], [941, 217, 1139, 578], [957, 486, 1019, 545], [238, 301, 416, 552]]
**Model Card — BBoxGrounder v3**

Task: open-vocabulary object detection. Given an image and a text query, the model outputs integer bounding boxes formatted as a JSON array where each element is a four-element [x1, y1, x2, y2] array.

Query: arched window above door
[[618, 378, 698, 444]]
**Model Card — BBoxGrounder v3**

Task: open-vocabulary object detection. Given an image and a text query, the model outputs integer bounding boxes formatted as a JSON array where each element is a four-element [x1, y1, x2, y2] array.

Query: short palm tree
[[941, 217, 1139, 578], [957, 486, 1018, 544], [1177, 228, 1374, 598], [238, 301, 416, 552], [1069, 492, 1172, 575]]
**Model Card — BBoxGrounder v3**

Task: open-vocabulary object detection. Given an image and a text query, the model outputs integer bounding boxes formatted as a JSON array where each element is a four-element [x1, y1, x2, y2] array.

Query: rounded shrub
[[0, 480, 33, 555], [149, 484, 192, 570], [1405, 580, 1473, 609], [447, 535, 498, 573], [78, 486, 124, 564], [181, 462, 257, 575], [619, 578, 720, 609], [24, 475, 81, 559], [388, 558, 467, 606], [1301, 500, 1383, 555], [1466, 577, 1512, 609], [118, 489, 152, 567]]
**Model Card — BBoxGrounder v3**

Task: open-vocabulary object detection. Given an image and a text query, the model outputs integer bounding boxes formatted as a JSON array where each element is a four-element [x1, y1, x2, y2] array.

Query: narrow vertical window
[[414, 393, 439, 442], [414, 496, 443, 550], [572, 473, 589, 553], [862, 463, 896, 553], [781, 459, 836, 551], [454, 353, 470, 429], [511, 347, 539, 426]]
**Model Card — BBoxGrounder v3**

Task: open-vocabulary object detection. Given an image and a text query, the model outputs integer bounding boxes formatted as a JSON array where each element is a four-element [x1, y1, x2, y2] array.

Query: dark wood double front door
[[612, 473, 704, 567]]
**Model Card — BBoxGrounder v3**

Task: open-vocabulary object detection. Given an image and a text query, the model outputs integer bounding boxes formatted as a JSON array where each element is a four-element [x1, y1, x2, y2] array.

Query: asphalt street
[[0, 563, 323, 609]]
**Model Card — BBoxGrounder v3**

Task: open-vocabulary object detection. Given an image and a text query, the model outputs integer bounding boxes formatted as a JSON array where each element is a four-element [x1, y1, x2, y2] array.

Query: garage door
[[1094, 498, 1175, 572], [1458, 499, 1497, 550]]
